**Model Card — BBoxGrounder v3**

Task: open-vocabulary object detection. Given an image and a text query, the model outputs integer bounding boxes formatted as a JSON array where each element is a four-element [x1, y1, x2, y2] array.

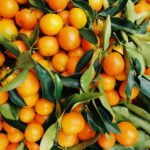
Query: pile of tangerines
[[0, 0, 150, 149]]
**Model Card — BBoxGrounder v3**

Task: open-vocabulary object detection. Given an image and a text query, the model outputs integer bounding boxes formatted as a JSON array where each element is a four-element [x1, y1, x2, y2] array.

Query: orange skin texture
[[78, 122, 96, 141], [35, 114, 48, 125], [46, 0, 69, 11], [58, 26, 81, 51], [119, 81, 140, 100], [93, 19, 104, 35], [2, 122, 18, 133], [89, 0, 103, 11], [66, 56, 80, 74], [72, 104, 83, 112], [15, 8, 37, 29], [25, 141, 40, 150], [114, 70, 126, 81], [58, 130, 77, 147], [103, 52, 125, 76], [0, 133, 9, 150], [81, 38, 95, 52], [0, 90, 9, 105], [33, 9, 44, 20], [38, 36, 59, 56], [68, 47, 85, 57], [58, 10, 71, 25], [52, 52, 69, 72], [0, 0, 19, 19], [116, 122, 139, 146], [135, 2, 150, 13], [40, 14, 63, 36], [105, 89, 120, 106], [15, 0, 28, 4], [19, 28, 33, 38], [62, 112, 85, 134], [98, 133, 116, 149], [6, 143, 19, 150], [25, 123, 44, 142], [145, 67, 150, 75], [32, 52, 44, 62], [0, 52, 6, 67]]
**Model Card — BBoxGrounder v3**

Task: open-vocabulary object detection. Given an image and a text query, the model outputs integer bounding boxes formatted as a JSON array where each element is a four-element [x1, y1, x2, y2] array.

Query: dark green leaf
[[40, 123, 58, 150], [30, 24, 39, 46], [16, 52, 35, 69], [0, 34, 20, 57], [111, 17, 144, 34], [99, 0, 128, 17], [79, 28, 98, 45], [75, 50, 94, 73], [9, 90, 25, 107], [18, 33, 31, 48], [35, 63, 55, 102], [81, 66, 95, 92], [54, 74, 63, 103], [0, 69, 29, 92]]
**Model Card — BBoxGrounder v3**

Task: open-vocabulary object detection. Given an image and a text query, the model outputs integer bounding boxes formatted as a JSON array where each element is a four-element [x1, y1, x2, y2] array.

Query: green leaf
[[0, 34, 20, 57], [99, 0, 128, 17], [63, 92, 101, 111], [40, 123, 58, 150], [35, 63, 55, 102], [125, 0, 137, 23], [18, 33, 31, 48], [75, 50, 94, 73], [54, 74, 63, 103], [79, 28, 98, 45], [81, 66, 95, 92], [103, 15, 111, 51], [16, 52, 35, 69], [0, 69, 29, 92], [111, 17, 144, 34], [30, 24, 39, 46], [9, 90, 26, 107], [66, 136, 99, 150], [72, 0, 95, 28], [110, 144, 135, 150], [17, 143, 25, 150]]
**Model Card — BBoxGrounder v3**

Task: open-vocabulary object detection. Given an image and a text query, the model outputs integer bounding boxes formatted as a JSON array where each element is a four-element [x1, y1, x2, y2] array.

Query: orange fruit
[[15, 8, 37, 29], [81, 38, 95, 52], [93, 19, 104, 35], [25, 123, 44, 142], [2, 122, 18, 133], [58, 130, 77, 147], [25, 141, 40, 150], [19, 107, 35, 123], [0, 0, 19, 19], [38, 36, 59, 56], [58, 10, 70, 25], [69, 8, 87, 29], [114, 70, 126, 81], [19, 28, 33, 38], [35, 98, 55, 116], [15, 0, 27, 4], [40, 14, 63, 35], [62, 111, 85, 134], [119, 81, 139, 100], [35, 114, 48, 125], [145, 67, 150, 75], [72, 104, 83, 112], [61, 71, 70, 77], [0, 121, 3, 131], [105, 89, 120, 106], [0, 19, 18, 41], [46, 0, 68, 11], [0, 89, 9, 105], [78, 122, 96, 141], [103, 52, 125, 76], [98, 133, 115, 149], [58, 26, 81, 51], [66, 56, 80, 74], [68, 47, 85, 57], [6, 143, 19, 150], [16, 72, 40, 97], [7, 130, 24, 143], [52, 52, 69, 72], [22, 92, 39, 107], [33, 9, 44, 20], [0, 52, 6, 67], [116, 121, 138, 146], [32, 52, 43, 62], [135, 2, 150, 13], [38, 59, 51, 71], [0, 133, 9, 150], [98, 73, 116, 91], [89, 0, 103, 11]]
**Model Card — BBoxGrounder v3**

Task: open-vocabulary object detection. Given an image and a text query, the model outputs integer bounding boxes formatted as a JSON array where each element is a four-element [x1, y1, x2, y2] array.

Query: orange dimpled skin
[[89, 0, 103, 11], [98, 133, 115, 149], [15, 0, 28, 4], [62, 112, 85, 134], [58, 26, 81, 51], [103, 52, 125, 76], [40, 14, 63, 35], [15, 8, 37, 29], [81, 38, 95, 52], [0, 90, 9, 105], [38, 36, 59, 56], [116, 121, 138, 146], [0, 133, 9, 150], [6, 143, 19, 150], [25, 141, 40, 150], [0, 52, 6, 67], [58, 10, 71, 25], [2, 122, 18, 133], [46, 0, 69, 11], [25, 123, 44, 142], [0, 0, 19, 19]]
